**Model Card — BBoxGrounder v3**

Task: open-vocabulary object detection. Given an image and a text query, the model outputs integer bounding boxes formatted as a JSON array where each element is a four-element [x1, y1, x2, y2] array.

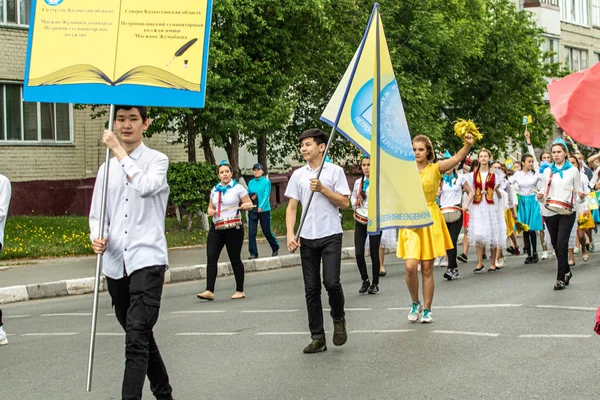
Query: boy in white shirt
[[285, 129, 351, 353], [89, 105, 173, 400]]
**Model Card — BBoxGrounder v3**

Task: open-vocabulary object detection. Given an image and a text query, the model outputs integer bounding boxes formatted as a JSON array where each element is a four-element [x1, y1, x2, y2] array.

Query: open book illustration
[[28, 38, 200, 91], [28, 64, 200, 91]]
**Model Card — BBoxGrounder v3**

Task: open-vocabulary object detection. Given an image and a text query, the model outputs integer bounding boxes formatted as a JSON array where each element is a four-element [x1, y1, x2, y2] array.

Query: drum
[[545, 199, 574, 215], [354, 208, 368, 225], [214, 217, 242, 230], [441, 206, 461, 223]]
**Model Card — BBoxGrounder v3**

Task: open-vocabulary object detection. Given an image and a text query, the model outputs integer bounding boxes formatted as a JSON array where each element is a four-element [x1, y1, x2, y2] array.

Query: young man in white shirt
[[0, 173, 11, 346], [285, 128, 351, 353], [89, 105, 173, 400]]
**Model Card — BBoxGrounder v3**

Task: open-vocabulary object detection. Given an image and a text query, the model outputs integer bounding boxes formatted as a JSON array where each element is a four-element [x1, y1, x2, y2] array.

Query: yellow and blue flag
[[321, 4, 431, 232]]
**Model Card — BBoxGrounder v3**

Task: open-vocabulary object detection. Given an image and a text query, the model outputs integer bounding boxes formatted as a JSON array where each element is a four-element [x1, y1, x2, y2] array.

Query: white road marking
[[255, 332, 309, 336], [21, 333, 79, 336], [518, 334, 592, 338], [323, 308, 372, 311], [97, 333, 125, 336], [534, 305, 596, 312], [106, 313, 115, 316], [388, 304, 522, 310], [3, 314, 30, 319], [349, 330, 414, 334], [241, 310, 299, 313], [41, 313, 91, 317], [176, 332, 239, 336], [431, 330, 500, 337], [436, 304, 522, 309], [171, 310, 227, 314]]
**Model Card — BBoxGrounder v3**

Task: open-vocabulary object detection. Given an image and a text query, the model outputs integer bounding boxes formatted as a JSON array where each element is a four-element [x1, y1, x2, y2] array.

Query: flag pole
[[295, 4, 379, 242], [86, 104, 115, 392]]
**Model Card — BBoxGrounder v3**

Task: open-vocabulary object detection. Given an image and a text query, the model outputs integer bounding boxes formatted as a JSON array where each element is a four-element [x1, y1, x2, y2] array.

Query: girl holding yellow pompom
[[398, 133, 474, 324], [465, 149, 508, 272]]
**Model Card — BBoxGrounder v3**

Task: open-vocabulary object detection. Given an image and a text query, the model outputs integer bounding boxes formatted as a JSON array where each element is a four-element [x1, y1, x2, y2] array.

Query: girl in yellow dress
[[399, 134, 474, 324]]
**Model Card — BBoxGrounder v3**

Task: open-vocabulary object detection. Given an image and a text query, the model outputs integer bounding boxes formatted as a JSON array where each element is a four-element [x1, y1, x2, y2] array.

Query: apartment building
[[0, 0, 189, 215]]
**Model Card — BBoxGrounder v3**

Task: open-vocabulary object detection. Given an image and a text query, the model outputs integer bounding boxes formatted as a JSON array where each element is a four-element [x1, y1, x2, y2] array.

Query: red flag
[[548, 63, 600, 148]]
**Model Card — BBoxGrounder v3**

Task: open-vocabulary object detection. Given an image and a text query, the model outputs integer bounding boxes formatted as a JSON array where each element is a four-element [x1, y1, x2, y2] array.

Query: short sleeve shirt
[[211, 184, 248, 222], [285, 163, 351, 240]]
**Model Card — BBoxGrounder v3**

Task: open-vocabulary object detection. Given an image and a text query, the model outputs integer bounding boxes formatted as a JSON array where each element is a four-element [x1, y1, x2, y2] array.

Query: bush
[[167, 162, 218, 230]]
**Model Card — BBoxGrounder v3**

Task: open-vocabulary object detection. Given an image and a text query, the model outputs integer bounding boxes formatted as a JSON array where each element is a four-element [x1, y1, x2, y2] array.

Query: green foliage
[[167, 162, 218, 219]]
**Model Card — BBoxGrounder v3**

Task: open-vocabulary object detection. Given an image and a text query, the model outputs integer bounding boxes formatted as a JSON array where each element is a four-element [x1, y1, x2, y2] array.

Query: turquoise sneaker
[[407, 302, 422, 323], [421, 308, 433, 324]]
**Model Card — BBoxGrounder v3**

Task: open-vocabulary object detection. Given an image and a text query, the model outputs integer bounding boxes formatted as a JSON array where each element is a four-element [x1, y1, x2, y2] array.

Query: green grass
[[0, 206, 355, 261]]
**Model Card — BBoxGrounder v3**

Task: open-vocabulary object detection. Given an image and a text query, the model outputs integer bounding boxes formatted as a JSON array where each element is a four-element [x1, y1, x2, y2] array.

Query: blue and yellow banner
[[23, 0, 212, 107], [321, 4, 431, 232]]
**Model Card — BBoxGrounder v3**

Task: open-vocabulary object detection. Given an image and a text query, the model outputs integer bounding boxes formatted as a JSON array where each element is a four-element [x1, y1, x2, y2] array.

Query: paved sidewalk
[[0, 233, 362, 304]]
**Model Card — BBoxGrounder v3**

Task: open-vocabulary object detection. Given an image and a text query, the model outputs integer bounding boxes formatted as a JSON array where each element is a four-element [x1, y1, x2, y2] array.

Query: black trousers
[[545, 213, 576, 282], [0, 309, 3, 327], [522, 230, 538, 256], [354, 221, 382, 284], [206, 224, 245, 292], [445, 214, 464, 269], [106, 265, 173, 400], [248, 211, 279, 257], [300, 233, 345, 339]]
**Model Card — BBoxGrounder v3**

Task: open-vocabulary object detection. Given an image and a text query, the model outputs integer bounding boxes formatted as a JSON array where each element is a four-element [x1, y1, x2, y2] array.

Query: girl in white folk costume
[[493, 162, 516, 269], [509, 150, 544, 264], [351, 155, 382, 294], [466, 149, 507, 272], [197, 161, 254, 301], [537, 150, 553, 259], [438, 151, 474, 280], [536, 138, 584, 290]]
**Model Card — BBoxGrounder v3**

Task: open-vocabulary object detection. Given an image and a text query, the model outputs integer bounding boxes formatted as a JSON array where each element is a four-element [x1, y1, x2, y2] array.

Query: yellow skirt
[[505, 209, 515, 236], [397, 204, 453, 260]]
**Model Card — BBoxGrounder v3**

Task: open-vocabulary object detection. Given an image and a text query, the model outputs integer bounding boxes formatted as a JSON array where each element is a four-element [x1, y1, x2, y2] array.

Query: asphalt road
[[1, 253, 600, 400]]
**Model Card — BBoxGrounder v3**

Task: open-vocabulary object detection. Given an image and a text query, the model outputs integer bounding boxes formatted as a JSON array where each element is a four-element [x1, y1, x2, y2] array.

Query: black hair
[[217, 163, 232, 174], [521, 154, 536, 173], [359, 157, 369, 201], [299, 128, 328, 145], [114, 105, 148, 121]]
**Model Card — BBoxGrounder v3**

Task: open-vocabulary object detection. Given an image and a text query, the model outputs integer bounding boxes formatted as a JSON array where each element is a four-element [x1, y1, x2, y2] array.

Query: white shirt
[[89, 143, 170, 279], [285, 162, 351, 240], [351, 178, 369, 211], [210, 183, 248, 222], [0, 174, 11, 249], [439, 174, 466, 208], [509, 170, 543, 196], [539, 164, 582, 217]]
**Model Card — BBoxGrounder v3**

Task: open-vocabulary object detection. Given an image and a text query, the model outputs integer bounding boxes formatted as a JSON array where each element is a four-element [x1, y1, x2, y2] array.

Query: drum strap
[[217, 192, 222, 218]]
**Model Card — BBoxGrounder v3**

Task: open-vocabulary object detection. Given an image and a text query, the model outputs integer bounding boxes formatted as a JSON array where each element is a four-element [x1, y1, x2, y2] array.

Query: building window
[[561, 0, 590, 26], [593, 0, 600, 26], [0, 83, 72, 142], [0, 0, 30, 26], [564, 47, 589, 71], [542, 37, 560, 64]]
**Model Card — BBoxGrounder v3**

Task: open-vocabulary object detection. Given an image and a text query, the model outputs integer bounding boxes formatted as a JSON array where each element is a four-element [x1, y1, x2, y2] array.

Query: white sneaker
[[420, 309, 433, 324], [408, 302, 422, 323], [440, 257, 449, 267], [541, 251, 548, 260], [574, 247, 581, 254], [0, 326, 7, 345], [497, 257, 505, 267], [434, 257, 441, 267]]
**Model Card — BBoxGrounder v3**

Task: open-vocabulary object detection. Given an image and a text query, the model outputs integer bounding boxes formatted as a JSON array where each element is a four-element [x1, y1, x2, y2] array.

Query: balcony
[[522, 0, 561, 35]]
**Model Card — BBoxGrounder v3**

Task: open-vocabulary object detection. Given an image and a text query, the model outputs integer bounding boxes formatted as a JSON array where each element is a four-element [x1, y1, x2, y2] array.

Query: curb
[[0, 247, 360, 305]]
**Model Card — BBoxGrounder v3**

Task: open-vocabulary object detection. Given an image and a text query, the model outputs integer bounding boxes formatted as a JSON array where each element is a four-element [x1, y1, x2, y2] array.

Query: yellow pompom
[[454, 119, 483, 142], [515, 221, 530, 234]]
